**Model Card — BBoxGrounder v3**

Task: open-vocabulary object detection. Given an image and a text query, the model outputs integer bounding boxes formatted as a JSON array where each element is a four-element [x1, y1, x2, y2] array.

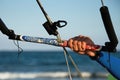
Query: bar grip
[[100, 6, 118, 51], [0, 18, 16, 39], [0, 18, 11, 36], [59, 41, 102, 51]]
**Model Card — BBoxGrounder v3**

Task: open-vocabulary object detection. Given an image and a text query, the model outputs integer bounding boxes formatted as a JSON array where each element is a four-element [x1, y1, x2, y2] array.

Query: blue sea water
[[0, 50, 119, 80]]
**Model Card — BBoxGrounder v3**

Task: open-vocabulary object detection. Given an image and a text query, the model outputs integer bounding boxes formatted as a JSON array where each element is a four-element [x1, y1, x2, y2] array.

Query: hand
[[65, 35, 96, 57]]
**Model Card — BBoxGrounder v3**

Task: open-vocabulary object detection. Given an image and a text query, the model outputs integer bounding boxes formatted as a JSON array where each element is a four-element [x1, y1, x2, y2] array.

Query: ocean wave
[[0, 72, 108, 79]]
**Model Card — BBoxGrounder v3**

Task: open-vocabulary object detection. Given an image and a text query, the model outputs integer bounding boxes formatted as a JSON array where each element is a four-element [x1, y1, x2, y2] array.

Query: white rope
[[56, 34, 85, 80], [57, 34, 73, 80], [63, 47, 73, 80]]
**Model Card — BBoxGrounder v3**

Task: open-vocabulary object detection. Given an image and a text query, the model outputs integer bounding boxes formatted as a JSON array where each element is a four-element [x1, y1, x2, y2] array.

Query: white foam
[[0, 72, 108, 79], [0, 72, 68, 79]]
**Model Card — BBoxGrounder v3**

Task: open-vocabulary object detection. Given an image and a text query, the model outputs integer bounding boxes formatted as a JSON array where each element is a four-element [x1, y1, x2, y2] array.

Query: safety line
[[63, 47, 73, 80], [66, 51, 85, 80], [56, 34, 73, 80], [56, 34, 84, 80]]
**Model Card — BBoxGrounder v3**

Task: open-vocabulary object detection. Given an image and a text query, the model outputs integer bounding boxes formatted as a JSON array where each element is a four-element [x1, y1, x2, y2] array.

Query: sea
[[0, 50, 120, 80]]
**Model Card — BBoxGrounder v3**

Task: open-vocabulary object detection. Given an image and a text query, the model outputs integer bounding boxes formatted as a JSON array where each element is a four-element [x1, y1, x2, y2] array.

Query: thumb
[[86, 51, 96, 57]]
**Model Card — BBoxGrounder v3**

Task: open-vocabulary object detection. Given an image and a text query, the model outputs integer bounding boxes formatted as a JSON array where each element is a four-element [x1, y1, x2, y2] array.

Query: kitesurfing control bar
[[0, 18, 102, 51], [100, 6, 118, 52], [17, 35, 102, 52]]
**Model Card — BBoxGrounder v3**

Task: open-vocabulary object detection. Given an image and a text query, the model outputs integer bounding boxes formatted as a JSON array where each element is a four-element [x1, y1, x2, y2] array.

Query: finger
[[81, 41, 86, 51], [78, 41, 82, 51], [77, 41, 86, 52], [68, 39, 73, 50], [73, 40, 78, 52]]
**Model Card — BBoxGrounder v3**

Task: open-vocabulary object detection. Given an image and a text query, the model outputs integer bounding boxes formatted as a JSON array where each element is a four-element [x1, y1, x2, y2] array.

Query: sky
[[0, 0, 120, 51]]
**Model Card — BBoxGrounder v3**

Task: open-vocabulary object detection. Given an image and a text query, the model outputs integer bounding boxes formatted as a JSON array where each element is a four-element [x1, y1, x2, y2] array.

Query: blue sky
[[0, 0, 120, 51]]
